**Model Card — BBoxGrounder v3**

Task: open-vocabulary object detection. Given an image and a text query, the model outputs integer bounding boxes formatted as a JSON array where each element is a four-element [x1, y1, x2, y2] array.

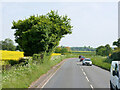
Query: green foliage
[[11, 10, 73, 56], [70, 46, 96, 51], [106, 38, 120, 61], [16, 45, 23, 51], [55, 47, 61, 53], [32, 52, 47, 64], [61, 47, 68, 55], [55, 46, 69, 54], [113, 38, 120, 47], [96, 44, 112, 56], [109, 48, 120, 61], [0, 38, 16, 51], [104, 44, 112, 56]]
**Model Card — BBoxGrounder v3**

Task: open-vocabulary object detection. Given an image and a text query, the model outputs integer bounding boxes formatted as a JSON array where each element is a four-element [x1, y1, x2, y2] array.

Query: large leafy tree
[[11, 10, 73, 56]]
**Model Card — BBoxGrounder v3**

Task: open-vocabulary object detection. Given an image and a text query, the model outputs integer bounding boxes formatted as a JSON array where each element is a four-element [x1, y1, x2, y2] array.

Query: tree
[[11, 10, 73, 56], [0, 38, 16, 51], [96, 44, 112, 56], [104, 44, 112, 56], [55, 47, 61, 53], [96, 46, 106, 56], [113, 38, 120, 47], [16, 45, 23, 51], [61, 47, 68, 55]]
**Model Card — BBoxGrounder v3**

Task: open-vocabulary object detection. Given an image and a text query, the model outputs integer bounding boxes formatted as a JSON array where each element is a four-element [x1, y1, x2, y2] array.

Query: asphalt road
[[43, 58, 110, 88]]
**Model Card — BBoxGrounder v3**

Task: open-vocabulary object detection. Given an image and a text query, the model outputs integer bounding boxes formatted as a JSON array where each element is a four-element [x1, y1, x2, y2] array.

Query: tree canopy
[[0, 38, 16, 51], [113, 38, 120, 47], [11, 10, 73, 56], [96, 44, 112, 56], [70, 46, 96, 51]]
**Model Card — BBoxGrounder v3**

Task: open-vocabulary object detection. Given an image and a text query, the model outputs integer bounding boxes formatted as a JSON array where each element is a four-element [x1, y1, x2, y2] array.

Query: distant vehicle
[[80, 56, 85, 62], [110, 61, 120, 90], [82, 58, 92, 66], [79, 55, 82, 59]]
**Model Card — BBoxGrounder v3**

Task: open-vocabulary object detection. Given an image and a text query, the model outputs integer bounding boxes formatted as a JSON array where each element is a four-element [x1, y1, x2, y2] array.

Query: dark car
[[80, 56, 85, 62], [79, 55, 82, 59]]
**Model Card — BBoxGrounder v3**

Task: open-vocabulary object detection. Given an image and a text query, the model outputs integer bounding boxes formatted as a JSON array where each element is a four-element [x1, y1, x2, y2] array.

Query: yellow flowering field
[[0, 50, 24, 61], [71, 51, 92, 52], [51, 53, 61, 56]]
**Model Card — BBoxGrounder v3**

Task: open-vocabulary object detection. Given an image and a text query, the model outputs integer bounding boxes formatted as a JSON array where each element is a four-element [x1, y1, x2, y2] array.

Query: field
[[0, 50, 61, 65], [0, 50, 24, 61]]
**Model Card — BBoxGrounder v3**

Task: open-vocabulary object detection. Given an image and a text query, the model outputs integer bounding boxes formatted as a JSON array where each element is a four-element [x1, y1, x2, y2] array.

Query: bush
[[32, 54, 44, 64], [110, 51, 120, 61]]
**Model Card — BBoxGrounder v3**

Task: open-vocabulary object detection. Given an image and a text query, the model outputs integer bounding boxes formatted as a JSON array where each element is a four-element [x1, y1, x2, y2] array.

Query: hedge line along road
[[42, 58, 110, 88]]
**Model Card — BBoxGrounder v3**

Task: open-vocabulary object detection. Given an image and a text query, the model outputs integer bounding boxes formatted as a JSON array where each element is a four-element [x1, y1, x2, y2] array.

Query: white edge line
[[41, 62, 65, 88]]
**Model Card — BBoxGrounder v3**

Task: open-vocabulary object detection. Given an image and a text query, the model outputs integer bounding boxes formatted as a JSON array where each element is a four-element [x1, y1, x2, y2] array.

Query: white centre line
[[90, 84, 94, 89], [85, 76, 90, 82], [81, 68, 84, 71], [83, 72, 86, 76], [80, 66, 94, 89]]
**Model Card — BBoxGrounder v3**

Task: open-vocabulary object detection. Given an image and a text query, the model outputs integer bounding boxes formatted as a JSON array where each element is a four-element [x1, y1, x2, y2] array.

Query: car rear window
[[85, 59, 91, 61]]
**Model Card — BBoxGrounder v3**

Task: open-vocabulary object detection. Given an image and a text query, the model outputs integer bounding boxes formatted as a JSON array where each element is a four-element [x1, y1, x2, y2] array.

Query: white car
[[110, 61, 120, 90], [82, 58, 92, 66]]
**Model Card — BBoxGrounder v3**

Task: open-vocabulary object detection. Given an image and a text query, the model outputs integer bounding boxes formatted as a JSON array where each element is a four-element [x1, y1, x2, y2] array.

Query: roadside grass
[[2, 54, 78, 88], [2, 52, 111, 88], [88, 56, 110, 71]]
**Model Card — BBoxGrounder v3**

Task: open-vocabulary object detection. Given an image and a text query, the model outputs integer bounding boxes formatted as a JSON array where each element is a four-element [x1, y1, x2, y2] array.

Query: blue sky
[[1, 2, 118, 48]]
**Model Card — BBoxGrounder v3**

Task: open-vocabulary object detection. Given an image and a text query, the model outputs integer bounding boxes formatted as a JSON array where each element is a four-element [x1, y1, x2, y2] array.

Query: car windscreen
[[85, 59, 91, 61]]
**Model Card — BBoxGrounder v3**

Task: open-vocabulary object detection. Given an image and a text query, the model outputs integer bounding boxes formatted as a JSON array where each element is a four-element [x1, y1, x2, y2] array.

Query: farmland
[[0, 50, 24, 61], [0, 50, 61, 65]]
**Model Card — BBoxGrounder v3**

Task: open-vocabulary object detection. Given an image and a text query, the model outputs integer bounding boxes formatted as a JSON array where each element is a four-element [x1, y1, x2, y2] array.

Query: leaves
[[96, 44, 112, 56], [11, 10, 73, 56]]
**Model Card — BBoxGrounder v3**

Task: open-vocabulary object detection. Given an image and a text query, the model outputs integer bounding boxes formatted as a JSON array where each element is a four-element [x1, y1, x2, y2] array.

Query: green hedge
[[110, 51, 120, 61]]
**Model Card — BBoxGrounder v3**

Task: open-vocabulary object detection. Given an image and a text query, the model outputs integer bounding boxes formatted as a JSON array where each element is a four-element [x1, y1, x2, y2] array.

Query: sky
[[0, 1, 118, 48]]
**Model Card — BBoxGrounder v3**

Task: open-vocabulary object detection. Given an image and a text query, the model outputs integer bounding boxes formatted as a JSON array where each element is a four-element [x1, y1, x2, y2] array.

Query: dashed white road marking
[[85, 76, 89, 82], [83, 72, 86, 76], [90, 84, 94, 89], [80, 66, 94, 89], [81, 68, 84, 71]]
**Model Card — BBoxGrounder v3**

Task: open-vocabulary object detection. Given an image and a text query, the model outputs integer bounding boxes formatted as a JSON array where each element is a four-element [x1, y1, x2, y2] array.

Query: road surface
[[43, 58, 110, 88]]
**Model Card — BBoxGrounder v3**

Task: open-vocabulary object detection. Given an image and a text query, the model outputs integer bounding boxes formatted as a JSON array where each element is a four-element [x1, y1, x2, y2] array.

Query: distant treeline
[[70, 46, 96, 51]]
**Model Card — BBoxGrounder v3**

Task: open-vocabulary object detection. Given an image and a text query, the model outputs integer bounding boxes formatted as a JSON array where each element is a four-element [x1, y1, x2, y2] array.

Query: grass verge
[[2, 52, 111, 88], [2, 54, 78, 88]]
